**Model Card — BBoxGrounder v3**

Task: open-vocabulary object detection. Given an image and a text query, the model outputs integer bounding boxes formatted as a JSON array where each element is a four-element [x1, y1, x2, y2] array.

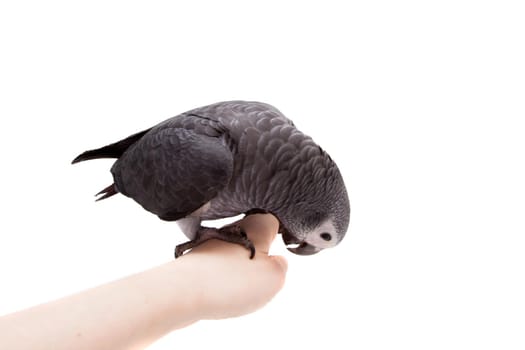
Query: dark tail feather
[[95, 183, 118, 201], [72, 128, 151, 164]]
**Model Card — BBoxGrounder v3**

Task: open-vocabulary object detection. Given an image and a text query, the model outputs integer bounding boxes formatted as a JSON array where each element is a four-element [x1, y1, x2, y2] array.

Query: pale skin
[[0, 214, 287, 350]]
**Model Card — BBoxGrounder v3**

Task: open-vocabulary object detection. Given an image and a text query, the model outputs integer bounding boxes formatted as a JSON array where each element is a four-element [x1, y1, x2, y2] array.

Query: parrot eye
[[320, 232, 332, 241]]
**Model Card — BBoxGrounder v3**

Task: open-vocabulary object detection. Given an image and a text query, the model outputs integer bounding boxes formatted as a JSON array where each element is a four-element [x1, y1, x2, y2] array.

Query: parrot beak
[[282, 231, 322, 256], [286, 242, 322, 255]]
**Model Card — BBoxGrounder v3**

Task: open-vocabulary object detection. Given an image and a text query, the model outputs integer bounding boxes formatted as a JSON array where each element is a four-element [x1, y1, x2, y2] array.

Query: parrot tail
[[71, 128, 151, 164], [95, 183, 118, 201]]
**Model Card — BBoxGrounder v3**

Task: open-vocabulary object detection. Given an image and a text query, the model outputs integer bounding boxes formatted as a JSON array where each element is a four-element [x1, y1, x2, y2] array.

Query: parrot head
[[278, 159, 350, 255]]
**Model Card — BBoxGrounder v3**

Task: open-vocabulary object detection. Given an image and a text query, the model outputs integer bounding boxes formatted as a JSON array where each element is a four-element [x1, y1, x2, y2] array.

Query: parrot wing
[[112, 124, 234, 221]]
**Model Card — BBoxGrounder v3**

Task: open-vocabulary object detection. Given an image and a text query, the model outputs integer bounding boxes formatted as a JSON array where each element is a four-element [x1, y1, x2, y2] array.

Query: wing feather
[[111, 126, 233, 221]]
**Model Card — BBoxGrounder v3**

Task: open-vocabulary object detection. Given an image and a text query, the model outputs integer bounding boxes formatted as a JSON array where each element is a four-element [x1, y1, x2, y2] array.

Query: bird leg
[[174, 225, 256, 259]]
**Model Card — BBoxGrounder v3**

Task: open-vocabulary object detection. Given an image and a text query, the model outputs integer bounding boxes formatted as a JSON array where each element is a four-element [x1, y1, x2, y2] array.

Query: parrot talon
[[174, 225, 256, 259]]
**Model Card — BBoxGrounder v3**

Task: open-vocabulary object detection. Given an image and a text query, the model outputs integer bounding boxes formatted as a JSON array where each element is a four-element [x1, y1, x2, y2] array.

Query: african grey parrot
[[73, 101, 350, 258]]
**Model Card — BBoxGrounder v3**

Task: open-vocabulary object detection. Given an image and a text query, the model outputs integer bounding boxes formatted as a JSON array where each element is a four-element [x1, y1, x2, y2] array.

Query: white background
[[1, 1, 524, 349]]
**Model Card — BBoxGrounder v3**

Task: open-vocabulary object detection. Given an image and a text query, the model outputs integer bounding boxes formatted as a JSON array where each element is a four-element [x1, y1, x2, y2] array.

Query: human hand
[[178, 213, 288, 320], [0, 213, 287, 350]]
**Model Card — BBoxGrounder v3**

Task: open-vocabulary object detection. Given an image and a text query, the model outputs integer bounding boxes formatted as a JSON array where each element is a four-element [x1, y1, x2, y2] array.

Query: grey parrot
[[73, 101, 350, 258]]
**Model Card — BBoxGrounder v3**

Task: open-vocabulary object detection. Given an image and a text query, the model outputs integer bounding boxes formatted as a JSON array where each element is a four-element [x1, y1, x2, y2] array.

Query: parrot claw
[[174, 225, 255, 259]]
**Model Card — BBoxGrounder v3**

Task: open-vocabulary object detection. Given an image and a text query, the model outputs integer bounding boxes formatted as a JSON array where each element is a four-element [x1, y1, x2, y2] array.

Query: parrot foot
[[174, 225, 256, 259]]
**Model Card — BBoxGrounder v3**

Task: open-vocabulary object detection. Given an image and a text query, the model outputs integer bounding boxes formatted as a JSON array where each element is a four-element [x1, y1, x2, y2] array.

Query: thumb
[[238, 213, 280, 255], [238, 213, 288, 276]]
